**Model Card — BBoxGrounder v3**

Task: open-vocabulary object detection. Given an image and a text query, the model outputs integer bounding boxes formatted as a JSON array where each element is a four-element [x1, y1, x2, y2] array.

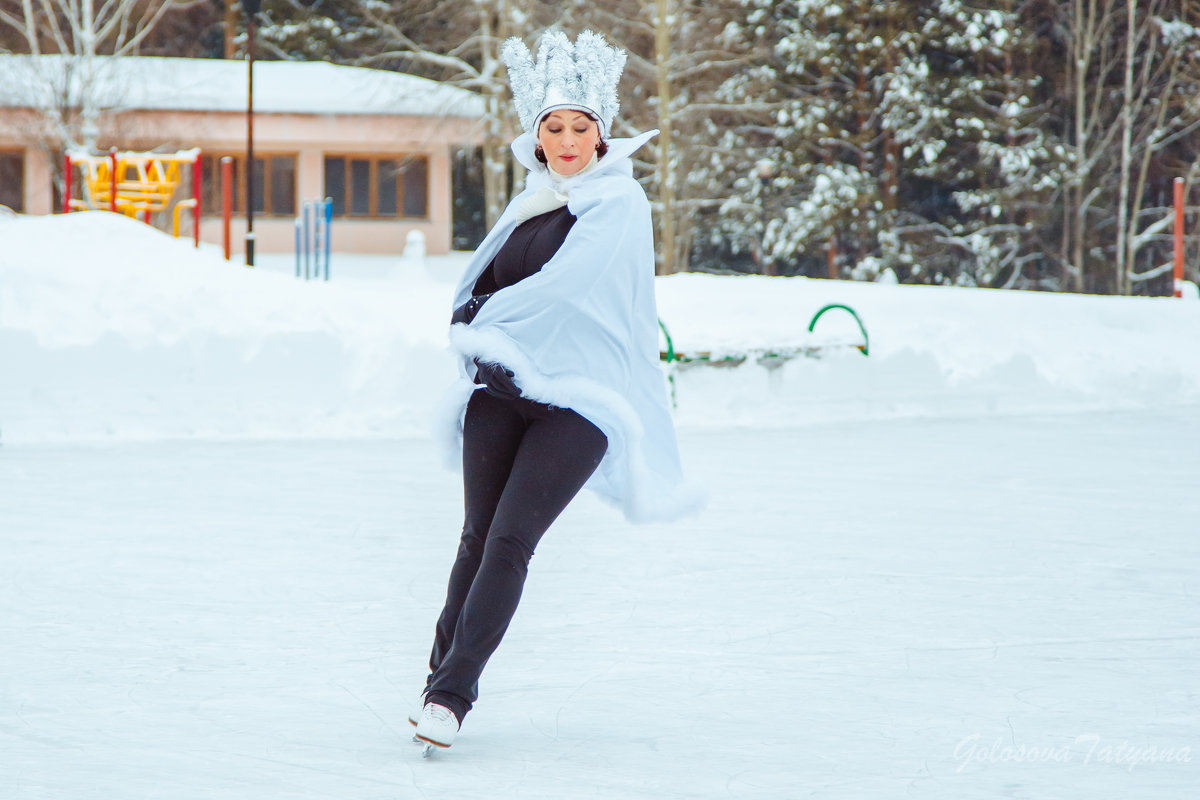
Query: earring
[[534, 144, 545, 159]]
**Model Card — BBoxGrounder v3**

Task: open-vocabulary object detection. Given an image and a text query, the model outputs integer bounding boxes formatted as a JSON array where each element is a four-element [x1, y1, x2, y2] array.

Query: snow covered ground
[[3, 211, 1198, 444], [2, 212, 1198, 798]]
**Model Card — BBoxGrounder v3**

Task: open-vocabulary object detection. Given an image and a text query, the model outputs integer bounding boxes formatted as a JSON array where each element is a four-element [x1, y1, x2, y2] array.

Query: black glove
[[451, 293, 493, 325], [473, 358, 521, 400]]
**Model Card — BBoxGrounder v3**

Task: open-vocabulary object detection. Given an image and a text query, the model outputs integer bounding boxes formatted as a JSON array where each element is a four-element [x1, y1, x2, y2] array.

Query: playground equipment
[[294, 198, 333, 280], [659, 303, 868, 367], [63, 148, 202, 247], [657, 303, 869, 406]]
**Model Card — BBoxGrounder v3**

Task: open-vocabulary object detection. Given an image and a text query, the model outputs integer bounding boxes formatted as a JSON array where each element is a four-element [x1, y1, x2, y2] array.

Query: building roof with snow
[[0, 54, 485, 118]]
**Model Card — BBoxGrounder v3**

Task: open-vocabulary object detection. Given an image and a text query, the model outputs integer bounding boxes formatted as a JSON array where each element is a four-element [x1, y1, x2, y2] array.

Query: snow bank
[[1, 212, 1197, 443], [0, 213, 458, 443], [657, 272, 1200, 427]]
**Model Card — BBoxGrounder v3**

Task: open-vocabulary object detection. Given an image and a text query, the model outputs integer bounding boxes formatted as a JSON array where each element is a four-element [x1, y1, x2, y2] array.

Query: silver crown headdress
[[501, 30, 626, 139]]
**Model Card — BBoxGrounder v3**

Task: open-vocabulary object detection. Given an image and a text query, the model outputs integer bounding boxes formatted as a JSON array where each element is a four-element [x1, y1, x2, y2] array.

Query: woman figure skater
[[411, 29, 702, 753]]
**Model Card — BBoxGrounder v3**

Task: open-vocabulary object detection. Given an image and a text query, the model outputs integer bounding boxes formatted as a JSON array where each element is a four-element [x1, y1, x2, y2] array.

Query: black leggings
[[424, 389, 608, 723]]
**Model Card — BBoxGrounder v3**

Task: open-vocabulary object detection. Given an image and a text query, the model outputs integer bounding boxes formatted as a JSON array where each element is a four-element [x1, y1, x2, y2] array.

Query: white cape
[[438, 129, 704, 523]]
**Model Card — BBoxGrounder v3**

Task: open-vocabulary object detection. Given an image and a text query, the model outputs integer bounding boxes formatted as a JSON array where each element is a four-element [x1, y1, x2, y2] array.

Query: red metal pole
[[1174, 177, 1184, 298], [193, 152, 203, 248], [63, 154, 73, 213], [245, 13, 256, 267], [109, 149, 118, 213], [222, 156, 233, 260]]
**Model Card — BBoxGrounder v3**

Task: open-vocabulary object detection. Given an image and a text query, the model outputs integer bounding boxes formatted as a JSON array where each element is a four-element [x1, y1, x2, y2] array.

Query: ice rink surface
[[3, 407, 1197, 799]]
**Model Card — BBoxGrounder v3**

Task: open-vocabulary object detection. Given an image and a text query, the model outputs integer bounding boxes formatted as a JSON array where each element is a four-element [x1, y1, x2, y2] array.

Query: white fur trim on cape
[[443, 326, 705, 523]]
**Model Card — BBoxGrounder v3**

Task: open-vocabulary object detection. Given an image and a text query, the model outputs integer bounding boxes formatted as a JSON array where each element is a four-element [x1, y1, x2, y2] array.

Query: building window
[[0, 150, 24, 212], [324, 155, 428, 219], [403, 157, 428, 218], [200, 153, 296, 216]]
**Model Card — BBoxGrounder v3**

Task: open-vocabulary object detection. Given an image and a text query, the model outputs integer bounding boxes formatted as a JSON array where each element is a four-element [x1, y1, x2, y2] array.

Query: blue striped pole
[[323, 198, 333, 281], [302, 201, 312, 280], [312, 201, 322, 281], [294, 217, 301, 277]]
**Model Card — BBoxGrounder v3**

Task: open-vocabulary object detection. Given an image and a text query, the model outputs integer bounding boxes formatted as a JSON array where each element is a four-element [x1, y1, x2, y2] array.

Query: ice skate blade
[[416, 734, 451, 758], [420, 741, 447, 758]]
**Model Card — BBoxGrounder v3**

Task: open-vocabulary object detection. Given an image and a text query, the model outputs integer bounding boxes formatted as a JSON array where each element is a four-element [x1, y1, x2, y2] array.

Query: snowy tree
[[703, 0, 1066, 285], [698, 0, 910, 278], [250, 0, 383, 63], [555, 0, 788, 274], [349, 0, 581, 231], [1044, 0, 1200, 294], [0, 0, 203, 151], [1111, 5, 1200, 295], [631, 0, 768, 274], [884, 0, 1068, 289]]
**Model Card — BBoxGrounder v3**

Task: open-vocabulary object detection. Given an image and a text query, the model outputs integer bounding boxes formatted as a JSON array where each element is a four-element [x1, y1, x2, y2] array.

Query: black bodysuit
[[473, 205, 577, 295]]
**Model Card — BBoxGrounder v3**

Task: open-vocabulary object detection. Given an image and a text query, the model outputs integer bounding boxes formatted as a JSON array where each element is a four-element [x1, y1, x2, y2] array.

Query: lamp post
[[755, 158, 776, 276], [242, 0, 261, 267]]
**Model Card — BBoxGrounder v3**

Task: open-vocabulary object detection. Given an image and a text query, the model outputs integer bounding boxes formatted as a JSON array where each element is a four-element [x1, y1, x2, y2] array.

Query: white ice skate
[[408, 693, 429, 726], [414, 702, 459, 757], [408, 694, 426, 743]]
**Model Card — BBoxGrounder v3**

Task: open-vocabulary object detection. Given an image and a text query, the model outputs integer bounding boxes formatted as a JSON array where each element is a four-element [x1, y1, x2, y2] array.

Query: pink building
[[0, 55, 486, 254]]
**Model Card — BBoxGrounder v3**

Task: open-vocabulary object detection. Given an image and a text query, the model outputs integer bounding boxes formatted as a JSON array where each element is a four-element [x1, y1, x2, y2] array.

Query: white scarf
[[514, 151, 600, 224]]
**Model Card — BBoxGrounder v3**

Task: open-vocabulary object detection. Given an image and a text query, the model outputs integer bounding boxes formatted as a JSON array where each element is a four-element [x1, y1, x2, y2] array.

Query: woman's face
[[537, 110, 601, 175]]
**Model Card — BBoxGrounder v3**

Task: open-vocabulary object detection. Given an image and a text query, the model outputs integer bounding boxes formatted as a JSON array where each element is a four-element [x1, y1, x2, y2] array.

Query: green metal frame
[[807, 303, 869, 356], [657, 318, 676, 363], [656, 303, 868, 409], [658, 303, 868, 365]]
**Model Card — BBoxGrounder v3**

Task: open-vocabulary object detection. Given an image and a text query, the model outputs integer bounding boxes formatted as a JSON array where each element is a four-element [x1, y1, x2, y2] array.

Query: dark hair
[[535, 111, 607, 164]]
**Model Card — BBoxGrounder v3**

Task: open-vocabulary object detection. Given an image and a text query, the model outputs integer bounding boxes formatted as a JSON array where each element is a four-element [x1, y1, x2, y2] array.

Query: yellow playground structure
[[63, 149, 202, 246]]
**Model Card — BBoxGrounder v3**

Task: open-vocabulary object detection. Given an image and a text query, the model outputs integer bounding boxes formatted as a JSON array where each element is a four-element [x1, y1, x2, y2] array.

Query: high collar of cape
[[510, 128, 659, 194]]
